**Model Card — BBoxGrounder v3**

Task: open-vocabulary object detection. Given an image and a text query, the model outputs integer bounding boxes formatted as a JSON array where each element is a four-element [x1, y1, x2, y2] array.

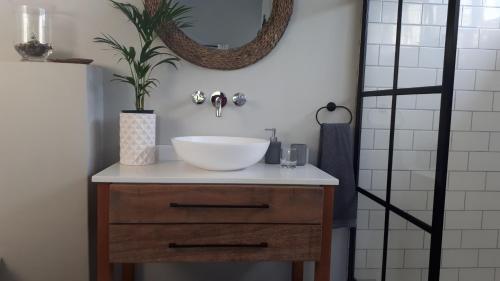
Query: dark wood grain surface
[[292, 261, 304, 281], [109, 224, 322, 263], [97, 184, 112, 281], [314, 186, 335, 281], [109, 184, 323, 224]]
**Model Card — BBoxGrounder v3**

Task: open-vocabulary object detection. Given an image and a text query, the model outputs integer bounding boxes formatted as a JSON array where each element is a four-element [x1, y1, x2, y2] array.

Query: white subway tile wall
[[357, 0, 500, 280]]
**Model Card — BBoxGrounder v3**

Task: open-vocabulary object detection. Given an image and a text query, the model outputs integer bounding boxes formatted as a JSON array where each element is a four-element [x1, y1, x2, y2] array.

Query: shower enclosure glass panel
[[352, 0, 460, 280], [358, 96, 394, 201], [364, 0, 398, 91]]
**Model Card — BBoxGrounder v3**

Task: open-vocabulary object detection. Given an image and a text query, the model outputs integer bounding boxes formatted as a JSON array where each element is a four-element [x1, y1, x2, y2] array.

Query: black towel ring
[[315, 102, 353, 125]]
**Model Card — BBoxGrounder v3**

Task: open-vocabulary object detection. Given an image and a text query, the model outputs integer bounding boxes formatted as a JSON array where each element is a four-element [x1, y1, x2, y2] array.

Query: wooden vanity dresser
[[93, 161, 338, 281]]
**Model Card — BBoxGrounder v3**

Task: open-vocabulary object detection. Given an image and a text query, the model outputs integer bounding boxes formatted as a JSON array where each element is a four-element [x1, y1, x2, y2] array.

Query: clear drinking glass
[[281, 147, 297, 168], [14, 5, 53, 61]]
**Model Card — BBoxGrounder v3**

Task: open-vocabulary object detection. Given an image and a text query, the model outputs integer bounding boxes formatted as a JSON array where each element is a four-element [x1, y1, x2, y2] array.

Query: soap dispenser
[[265, 128, 281, 164]]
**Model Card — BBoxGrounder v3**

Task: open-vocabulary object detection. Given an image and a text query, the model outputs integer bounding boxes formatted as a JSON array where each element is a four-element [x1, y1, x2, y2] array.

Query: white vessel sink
[[172, 136, 270, 171]]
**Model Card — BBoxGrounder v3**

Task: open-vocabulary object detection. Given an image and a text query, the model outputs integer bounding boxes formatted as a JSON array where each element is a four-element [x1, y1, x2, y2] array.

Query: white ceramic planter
[[120, 112, 156, 165]]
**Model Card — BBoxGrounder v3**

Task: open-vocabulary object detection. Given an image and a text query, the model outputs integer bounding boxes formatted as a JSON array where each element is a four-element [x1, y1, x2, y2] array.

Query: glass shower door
[[352, 0, 461, 280]]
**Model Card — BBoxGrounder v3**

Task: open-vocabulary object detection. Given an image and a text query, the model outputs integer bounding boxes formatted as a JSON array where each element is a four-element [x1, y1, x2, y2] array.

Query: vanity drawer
[[109, 184, 323, 224], [109, 224, 322, 263]]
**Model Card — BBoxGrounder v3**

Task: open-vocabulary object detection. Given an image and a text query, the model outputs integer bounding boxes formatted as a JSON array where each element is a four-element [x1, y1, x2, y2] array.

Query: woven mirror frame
[[145, 0, 294, 70]]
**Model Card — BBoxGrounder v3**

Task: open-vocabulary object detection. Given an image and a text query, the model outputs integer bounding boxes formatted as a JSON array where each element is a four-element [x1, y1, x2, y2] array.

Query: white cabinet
[[0, 62, 103, 281]]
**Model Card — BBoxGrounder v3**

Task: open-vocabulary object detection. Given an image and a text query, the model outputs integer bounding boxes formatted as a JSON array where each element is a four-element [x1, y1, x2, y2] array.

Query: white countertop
[[92, 161, 339, 186]]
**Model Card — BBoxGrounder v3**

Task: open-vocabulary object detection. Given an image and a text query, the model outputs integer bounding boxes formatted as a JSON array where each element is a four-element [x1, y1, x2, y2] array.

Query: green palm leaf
[[93, 0, 191, 111]]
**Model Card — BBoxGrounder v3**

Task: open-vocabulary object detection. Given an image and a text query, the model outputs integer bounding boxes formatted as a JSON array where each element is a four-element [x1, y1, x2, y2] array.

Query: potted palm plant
[[95, 0, 190, 165]]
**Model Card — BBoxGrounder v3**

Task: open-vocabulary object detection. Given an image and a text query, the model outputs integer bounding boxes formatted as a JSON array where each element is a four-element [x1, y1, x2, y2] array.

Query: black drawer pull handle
[[169, 242, 268, 249], [169, 203, 270, 209]]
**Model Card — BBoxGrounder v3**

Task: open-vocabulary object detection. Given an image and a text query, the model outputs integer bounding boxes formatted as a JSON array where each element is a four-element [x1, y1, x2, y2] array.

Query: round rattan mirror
[[145, 0, 293, 70]]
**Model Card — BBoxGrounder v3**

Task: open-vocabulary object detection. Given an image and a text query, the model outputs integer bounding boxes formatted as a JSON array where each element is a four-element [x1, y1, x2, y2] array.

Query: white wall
[[0, 0, 362, 281]]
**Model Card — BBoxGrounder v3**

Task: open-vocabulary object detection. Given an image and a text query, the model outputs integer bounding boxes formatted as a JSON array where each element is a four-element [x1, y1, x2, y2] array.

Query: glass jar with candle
[[14, 5, 53, 61]]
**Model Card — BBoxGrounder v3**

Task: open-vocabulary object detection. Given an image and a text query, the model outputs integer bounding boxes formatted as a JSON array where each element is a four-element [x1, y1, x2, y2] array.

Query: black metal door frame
[[349, 0, 461, 280]]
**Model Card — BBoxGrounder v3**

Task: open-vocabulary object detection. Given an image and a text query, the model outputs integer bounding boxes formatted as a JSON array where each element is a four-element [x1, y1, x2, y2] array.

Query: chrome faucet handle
[[211, 91, 227, 117], [211, 91, 227, 106], [191, 90, 206, 104], [232, 93, 246, 106]]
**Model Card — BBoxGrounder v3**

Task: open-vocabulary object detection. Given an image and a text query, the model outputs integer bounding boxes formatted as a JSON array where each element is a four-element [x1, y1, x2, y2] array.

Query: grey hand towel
[[318, 123, 357, 228]]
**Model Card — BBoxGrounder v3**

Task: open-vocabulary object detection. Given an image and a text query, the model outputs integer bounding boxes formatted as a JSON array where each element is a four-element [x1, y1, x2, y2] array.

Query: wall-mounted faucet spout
[[215, 97, 223, 117], [211, 91, 227, 117]]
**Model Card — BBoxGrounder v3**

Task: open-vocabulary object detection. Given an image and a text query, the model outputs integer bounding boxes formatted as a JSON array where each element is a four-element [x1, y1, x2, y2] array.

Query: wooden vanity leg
[[314, 186, 334, 281], [123, 264, 135, 281], [292, 261, 304, 281], [97, 184, 112, 281]]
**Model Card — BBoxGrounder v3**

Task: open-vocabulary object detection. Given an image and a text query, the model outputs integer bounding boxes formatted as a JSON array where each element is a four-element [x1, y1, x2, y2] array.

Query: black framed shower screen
[[349, 0, 461, 280]]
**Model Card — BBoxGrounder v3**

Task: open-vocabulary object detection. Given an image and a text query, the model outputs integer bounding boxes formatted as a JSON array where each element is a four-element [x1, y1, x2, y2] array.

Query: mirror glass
[[178, 0, 273, 49]]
